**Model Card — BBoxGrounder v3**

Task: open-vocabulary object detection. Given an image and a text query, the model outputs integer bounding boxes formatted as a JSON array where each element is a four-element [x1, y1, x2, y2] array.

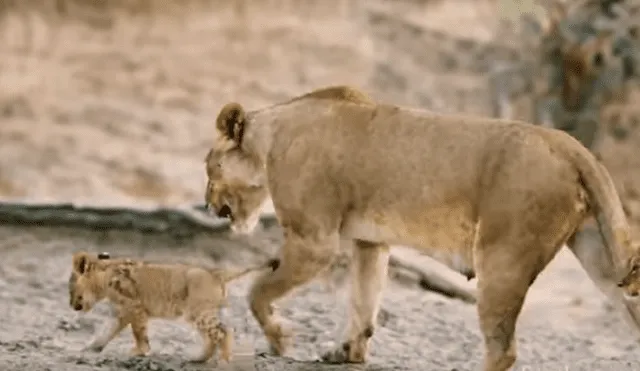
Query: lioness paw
[[320, 342, 367, 364], [129, 345, 149, 357], [264, 322, 292, 356]]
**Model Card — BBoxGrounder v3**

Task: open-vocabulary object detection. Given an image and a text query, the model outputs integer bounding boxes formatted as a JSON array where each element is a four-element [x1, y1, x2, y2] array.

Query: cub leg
[[107, 278, 150, 356], [189, 309, 231, 363], [84, 314, 130, 353], [129, 307, 150, 356], [249, 229, 339, 356], [322, 240, 390, 363]]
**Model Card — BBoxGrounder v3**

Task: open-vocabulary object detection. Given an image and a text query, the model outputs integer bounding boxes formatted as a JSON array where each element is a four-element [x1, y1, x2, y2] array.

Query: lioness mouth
[[217, 204, 232, 219]]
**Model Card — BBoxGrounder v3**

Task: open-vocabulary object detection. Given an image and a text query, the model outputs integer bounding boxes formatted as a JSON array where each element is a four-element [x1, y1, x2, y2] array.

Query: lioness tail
[[545, 130, 633, 273]]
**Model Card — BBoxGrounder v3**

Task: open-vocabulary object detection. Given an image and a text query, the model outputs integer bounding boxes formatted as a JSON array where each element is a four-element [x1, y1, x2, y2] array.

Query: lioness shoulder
[[214, 85, 375, 143]]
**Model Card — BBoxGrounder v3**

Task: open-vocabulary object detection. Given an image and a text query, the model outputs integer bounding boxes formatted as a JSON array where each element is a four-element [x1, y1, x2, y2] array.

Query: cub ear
[[72, 252, 92, 274], [216, 102, 246, 146]]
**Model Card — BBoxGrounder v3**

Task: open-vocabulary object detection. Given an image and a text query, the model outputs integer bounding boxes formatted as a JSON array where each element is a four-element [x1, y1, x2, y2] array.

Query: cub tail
[[212, 258, 280, 283]]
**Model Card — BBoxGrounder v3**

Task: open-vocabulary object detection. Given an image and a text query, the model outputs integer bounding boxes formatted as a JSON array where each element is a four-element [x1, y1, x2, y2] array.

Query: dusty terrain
[[2, 225, 640, 371], [2, 0, 640, 370]]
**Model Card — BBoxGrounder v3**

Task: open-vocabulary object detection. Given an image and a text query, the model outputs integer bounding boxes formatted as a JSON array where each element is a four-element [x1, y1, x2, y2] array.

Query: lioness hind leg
[[475, 241, 557, 371], [249, 229, 339, 356], [322, 240, 390, 364]]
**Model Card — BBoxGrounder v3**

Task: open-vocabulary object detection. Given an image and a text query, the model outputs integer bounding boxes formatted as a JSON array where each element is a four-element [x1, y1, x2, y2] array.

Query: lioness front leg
[[249, 229, 339, 356], [322, 240, 390, 364]]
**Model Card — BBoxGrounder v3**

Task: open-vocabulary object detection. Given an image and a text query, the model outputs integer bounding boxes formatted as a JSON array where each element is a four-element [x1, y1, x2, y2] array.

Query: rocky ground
[[2, 1, 640, 370], [2, 225, 640, 371]]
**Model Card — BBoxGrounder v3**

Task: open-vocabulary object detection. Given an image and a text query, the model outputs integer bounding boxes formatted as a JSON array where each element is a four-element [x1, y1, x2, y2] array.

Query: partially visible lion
[[204, 85, 640, 371], [68, 251, 278, 363]]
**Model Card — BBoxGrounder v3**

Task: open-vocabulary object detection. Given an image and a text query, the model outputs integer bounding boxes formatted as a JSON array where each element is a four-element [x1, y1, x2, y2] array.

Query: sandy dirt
[[1, 225, 640, 371], [2, 1, 640, 370]]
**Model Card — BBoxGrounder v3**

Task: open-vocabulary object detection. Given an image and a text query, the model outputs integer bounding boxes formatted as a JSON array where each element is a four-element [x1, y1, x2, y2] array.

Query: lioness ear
[[204, 148, 214, 164], [216, 102, 246, 146], [72, 252, 91, 274]]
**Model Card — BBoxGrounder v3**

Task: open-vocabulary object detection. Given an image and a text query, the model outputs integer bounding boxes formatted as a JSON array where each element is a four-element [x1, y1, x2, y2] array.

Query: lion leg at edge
[[322, 240, 390, 364], [567, 225, 640, 330], [249, 229, 339, 356]]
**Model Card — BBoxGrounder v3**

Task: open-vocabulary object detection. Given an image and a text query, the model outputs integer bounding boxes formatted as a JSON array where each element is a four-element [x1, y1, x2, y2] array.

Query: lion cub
[[68, 251, 278, 363]]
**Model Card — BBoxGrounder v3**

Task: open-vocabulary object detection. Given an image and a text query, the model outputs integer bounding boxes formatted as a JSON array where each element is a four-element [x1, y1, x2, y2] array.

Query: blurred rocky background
[[2, 1, 640, 369]]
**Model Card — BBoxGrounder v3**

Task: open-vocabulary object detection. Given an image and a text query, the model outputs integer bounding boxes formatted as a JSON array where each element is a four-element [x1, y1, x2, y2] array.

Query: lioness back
[[283, 85, 376, 106], [266, 101, 575, 266]]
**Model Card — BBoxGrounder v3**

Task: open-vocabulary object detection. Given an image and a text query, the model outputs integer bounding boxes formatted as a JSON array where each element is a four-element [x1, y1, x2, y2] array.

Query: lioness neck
[[242, 109, 280, 165]]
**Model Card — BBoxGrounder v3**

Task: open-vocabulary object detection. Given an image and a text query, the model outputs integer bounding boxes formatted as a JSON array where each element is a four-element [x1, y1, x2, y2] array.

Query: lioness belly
[[341, 213, 477, 278]]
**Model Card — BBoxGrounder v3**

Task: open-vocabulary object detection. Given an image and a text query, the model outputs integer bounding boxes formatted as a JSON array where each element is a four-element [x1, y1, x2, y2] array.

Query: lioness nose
[[74, 303, 83, 311], [217, 204, 232, 218], [217, 204, 231, 218]]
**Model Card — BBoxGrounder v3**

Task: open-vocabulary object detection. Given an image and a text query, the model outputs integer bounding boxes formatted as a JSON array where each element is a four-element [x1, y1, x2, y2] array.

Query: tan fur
[[204, 85, 375, 234], [204, 85, 640, 371], [68, 251, 278, 363]]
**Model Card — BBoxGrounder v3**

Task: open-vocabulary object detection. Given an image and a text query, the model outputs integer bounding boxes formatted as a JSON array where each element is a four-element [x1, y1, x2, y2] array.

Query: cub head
[[618, 253, 640, 301], [68, 251, 111, 312], [204, 102, 269, 235]]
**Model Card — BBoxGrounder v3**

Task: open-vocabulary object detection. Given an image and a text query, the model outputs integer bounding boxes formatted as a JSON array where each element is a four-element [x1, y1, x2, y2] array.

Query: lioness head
[[204, 102, 269, 235], [68, 251, 112, 312]]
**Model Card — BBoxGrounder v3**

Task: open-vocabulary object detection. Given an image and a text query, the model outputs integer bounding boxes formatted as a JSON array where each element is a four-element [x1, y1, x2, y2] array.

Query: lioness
[[204, 85, 640, 371], [68, 251, 279, 363]]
